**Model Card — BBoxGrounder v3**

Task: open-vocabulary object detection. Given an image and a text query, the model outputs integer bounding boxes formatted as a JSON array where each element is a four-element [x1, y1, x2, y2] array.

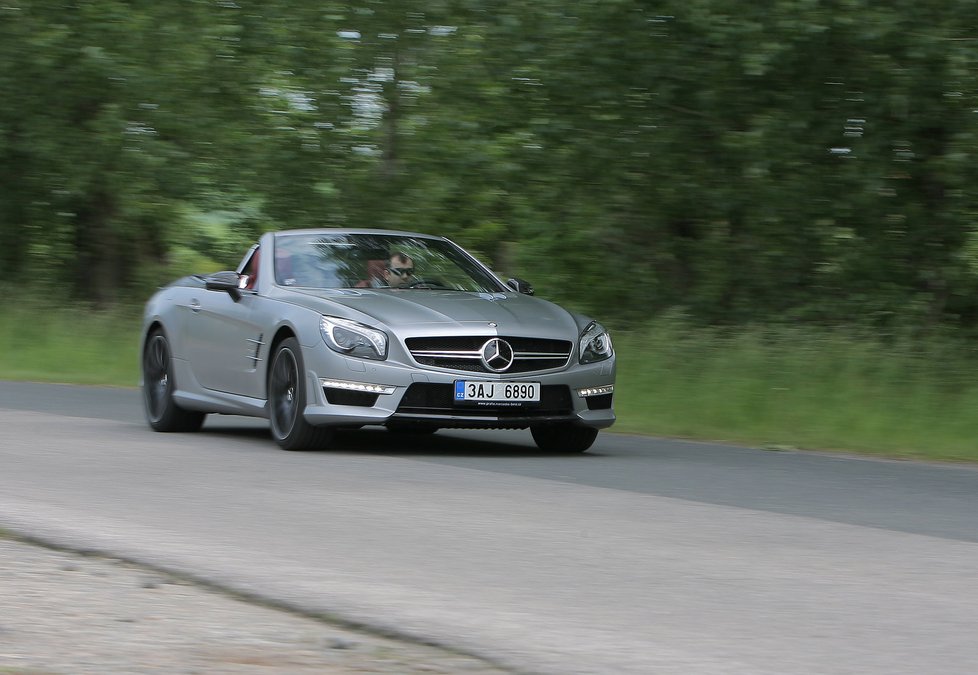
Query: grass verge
[[1, 304, 975, 462], [615, 319, 978, 462], [0, 301, 141, 387]]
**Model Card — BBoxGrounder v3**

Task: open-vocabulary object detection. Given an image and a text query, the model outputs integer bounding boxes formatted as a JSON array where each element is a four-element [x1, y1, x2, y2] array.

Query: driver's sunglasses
[[388, 266, 414, 277]]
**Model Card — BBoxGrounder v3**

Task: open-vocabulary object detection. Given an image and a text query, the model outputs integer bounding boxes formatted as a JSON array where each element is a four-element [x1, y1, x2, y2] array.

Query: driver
[[380, 252, 416, 288]]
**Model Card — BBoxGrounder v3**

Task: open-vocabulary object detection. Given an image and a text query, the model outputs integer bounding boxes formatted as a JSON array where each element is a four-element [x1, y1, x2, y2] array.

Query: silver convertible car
[[140, 229, 615, 452]]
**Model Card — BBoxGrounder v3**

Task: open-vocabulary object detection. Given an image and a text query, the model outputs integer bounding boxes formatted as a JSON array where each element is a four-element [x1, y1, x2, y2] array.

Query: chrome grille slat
[[411, 350, 483, 358]]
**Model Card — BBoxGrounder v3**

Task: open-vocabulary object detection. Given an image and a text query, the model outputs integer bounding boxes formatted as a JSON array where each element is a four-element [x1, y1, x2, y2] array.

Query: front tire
[[530, 424, 598, 453], [142, 329, 206, 432], [268, 338, 333, 451]]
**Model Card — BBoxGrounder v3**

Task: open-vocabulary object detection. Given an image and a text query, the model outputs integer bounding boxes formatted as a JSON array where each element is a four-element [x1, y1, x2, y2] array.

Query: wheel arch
[[140, 320, 166, 380], [143, 319, 165, 343], [268, 325, 298, 360], [265, 324, 299, 392]]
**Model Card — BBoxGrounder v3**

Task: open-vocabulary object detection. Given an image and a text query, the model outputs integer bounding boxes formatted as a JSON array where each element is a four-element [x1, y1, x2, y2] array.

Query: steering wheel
[[403, 278, 445, 289]]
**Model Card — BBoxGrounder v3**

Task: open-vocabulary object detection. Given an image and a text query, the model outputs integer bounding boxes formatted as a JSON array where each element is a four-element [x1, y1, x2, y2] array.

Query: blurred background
[[3, 1, 978, 457]]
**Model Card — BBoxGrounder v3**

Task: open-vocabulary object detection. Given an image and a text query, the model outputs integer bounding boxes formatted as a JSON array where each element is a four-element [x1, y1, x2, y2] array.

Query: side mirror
[[204, 270, 242, 301], [506, 278, 534, 295]]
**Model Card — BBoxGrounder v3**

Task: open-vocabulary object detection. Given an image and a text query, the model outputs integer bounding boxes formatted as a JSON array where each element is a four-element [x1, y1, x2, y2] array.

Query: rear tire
[[530, 424, 598, 453], [268, 337, 333, 451], [142, 329, 206, 433]]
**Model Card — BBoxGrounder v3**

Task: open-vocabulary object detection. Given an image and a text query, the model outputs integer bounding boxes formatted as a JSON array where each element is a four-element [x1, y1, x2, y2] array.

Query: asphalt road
[[2, 381, 978, 674]]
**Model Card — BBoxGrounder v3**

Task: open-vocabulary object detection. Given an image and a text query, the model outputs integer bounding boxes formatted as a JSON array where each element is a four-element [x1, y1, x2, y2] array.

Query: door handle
[[189, 299, 201, 313]]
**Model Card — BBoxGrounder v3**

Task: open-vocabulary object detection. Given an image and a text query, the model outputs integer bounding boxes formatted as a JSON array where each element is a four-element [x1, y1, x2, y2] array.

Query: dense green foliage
[[4, 1, 978, 328]]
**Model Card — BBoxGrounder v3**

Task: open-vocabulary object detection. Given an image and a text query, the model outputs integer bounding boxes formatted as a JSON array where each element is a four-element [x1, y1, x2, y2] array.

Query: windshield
[[272, 232, 508, 292]]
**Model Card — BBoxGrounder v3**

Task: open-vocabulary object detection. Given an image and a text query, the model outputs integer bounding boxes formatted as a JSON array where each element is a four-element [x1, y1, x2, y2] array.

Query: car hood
[[284, 289, 581, 338]]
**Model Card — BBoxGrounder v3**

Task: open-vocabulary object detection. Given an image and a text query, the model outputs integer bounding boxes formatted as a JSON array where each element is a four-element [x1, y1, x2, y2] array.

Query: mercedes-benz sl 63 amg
[[140, 229, 615, 452]]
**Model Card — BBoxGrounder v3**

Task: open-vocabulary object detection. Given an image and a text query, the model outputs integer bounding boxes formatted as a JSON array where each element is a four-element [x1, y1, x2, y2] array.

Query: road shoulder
[[0, 535, 510, 675]]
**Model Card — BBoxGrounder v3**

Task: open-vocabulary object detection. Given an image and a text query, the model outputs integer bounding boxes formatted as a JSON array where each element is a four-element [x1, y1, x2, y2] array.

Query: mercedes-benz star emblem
[[480, 338, 515, 373]]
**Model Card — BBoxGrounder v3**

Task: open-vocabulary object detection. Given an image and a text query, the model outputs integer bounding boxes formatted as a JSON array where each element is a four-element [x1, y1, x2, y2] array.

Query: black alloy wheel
[[142, 329, 205, 432], [268, 337, 333, 451]]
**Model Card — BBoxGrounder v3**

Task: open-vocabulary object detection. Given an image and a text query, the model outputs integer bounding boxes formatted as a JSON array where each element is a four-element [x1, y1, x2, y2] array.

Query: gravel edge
[[0, 531, 513, 675]]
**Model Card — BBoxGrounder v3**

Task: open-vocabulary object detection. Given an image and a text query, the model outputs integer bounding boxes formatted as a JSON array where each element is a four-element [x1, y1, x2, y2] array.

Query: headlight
[[320, 316, 388, 360], [579, 321, 613, 364]]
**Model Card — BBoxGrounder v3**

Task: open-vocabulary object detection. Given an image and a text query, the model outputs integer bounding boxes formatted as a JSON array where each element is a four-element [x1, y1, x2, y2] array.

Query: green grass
[[615, 320, 978, 462], [2, 303, 977, 462], [0, 302, 141, 387]]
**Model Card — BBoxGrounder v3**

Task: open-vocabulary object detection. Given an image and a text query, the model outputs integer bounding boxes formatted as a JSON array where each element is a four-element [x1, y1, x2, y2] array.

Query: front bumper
[[299, 341, 616, 430]]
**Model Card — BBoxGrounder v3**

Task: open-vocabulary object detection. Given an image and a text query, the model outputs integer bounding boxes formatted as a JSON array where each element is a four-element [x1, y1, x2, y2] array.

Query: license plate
[[454, 380, 540, 404]]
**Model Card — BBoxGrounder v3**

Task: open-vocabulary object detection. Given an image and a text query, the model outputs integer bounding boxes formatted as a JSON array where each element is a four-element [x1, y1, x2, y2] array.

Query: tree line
[[3, 1, 978, 329]]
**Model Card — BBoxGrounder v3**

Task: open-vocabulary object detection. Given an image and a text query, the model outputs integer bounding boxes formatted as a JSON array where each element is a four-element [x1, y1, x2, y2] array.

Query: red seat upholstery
[[243, 249, 259, 290], [356, 259, 386, 287]]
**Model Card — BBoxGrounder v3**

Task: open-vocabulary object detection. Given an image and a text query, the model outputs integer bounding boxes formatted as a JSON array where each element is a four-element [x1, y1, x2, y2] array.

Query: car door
[[183, 246, 267, 399]]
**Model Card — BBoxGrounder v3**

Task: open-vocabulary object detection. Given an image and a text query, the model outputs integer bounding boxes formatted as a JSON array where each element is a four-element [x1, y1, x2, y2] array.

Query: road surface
[[2, 381, 977, 674]]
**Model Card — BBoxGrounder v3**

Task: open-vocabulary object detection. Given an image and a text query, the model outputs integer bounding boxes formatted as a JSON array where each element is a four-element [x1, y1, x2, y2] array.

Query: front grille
[[396, 383, 573, 418], [406, 336, 572, 374]]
